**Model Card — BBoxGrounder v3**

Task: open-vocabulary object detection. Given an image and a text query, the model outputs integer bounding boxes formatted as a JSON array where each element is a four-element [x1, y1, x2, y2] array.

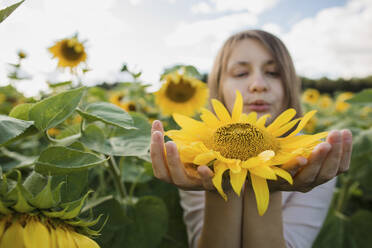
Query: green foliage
[[0, 0, 24, 24], [0, 115, 33, 146]]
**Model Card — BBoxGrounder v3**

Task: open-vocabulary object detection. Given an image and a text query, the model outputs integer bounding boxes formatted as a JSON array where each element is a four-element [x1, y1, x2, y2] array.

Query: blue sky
[[0, 0, 370, 97]]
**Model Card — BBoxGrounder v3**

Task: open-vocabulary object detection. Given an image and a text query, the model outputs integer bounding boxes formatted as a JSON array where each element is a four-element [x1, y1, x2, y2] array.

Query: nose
[[248, 72, 268, 93]]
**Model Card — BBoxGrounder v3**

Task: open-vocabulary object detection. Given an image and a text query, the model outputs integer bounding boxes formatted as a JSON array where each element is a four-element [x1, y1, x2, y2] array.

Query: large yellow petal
[[250, 173, 269, 216], [256, 114, 271, 128], [232, 91, 243, 122], [230, 168, 247, 196], [281, 132, 328, 149], [56, 227, 78, 248], [211, 99, 231, 122], [287, 110, 317, 137], [272, 167, 293, 185], [24, 219, 50, 248], [71, 231, 100, 248], [212, 162, 228, 201], [227, 160, 241, 173], [200, 108, 220, 129], [0, 221, 25, 248], [50, 228, 59, 248], [250, 166, 277, 180], [193, 151, 216, 165], [266, 108, 296, 133], [240, 112, 257, 124], [271, 118, 300, 137], [172, 113, 207, 133]]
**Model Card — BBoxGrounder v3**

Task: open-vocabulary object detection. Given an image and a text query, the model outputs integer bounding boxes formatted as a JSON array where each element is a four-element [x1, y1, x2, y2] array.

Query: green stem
[[335, 175, 351, 213], [107, 156, 127, 200], [129, 170, 144, 200]]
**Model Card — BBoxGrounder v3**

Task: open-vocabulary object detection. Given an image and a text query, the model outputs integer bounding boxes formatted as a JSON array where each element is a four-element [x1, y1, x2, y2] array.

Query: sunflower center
[[212, 123, 278, 161], [61, 40, 84, 61], [165, 79, 196, 103]]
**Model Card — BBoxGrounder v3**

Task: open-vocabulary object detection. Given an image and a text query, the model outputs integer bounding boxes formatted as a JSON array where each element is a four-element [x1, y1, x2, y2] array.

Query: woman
[[150, 30, 353, 248]]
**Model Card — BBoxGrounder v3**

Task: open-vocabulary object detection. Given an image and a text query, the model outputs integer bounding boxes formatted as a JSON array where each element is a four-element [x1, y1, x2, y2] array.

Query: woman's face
[[221, 38, 286, 124]]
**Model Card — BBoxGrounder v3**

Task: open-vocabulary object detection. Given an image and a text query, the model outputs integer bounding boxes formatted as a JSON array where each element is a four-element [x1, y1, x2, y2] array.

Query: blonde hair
[[208, 29, 303, 118]]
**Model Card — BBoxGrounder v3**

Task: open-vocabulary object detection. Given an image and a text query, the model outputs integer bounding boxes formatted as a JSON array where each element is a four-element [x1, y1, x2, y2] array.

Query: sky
[[0, 0, 371, 97]]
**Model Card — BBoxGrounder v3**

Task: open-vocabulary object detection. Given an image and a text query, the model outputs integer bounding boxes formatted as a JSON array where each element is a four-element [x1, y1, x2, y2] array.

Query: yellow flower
[[122, 101, 137, 112], [49, 37, 87, 70], [302, 89, 320, 105], [304, 116, 317, 133], [0, 215, 99, 248], [361, 106, 372, 118], [166, 91, 328, 215], [335, 92, 354, 112], [47, 128, 60, 137], [317, 94, 332, 109], [18, 51, 27, 59], [155, 71, 209, 116]]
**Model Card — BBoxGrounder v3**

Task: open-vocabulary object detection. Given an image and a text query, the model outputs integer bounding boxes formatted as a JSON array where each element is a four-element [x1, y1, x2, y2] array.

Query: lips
[[247, 99, 270, 112]]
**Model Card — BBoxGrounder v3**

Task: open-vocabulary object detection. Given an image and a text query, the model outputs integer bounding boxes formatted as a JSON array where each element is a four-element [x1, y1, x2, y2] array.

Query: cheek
[[222, 82, 237, 112]]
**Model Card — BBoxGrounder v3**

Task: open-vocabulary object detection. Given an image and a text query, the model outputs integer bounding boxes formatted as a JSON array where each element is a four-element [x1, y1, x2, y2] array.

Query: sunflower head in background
[[302, 88, 320, 105], [166, 91, 328, 216], [49, 35, 87, 71], [155, 71, 209, 117]]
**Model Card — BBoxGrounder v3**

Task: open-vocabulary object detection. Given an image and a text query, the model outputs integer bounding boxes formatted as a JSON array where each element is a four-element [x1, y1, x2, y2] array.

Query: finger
[[294, 142, 331, 187], [282, 156, 308, 177], [337, 129, 353, 175], [165, 141, 194, 188], [316, 130, 343, 184], [197, 165, 215, 190], [150, 131, 171, 183], [151, 120, 164, 134]]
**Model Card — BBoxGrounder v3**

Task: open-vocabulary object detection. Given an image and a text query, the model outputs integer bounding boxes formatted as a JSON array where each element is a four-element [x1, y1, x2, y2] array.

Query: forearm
[[198, 190, 243, 248], [242, 187, 286, 248]]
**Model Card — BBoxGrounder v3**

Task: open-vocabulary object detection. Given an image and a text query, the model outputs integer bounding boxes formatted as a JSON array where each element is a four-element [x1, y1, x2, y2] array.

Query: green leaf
[[120, 157, 152, 183], [9, 103, 34, 120], [35, 146, 107, 175], [0, 115, 34, 146], [29, 87, 85, 131], [0, 0, 24, 24], [347, 89, 372, 105], [77, 102, 135, 130], [51, 171, 88, 202], [351, 128, 372, 158], [80, 113, 151, 157]]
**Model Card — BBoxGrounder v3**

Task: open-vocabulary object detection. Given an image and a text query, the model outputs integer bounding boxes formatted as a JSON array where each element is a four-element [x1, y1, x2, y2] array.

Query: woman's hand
[[150, 120, 215, 191], [269, 129, 353, 193]]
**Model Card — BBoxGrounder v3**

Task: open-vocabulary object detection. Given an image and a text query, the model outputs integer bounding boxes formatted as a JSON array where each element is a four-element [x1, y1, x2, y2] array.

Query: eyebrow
[[232, 60, 276, 67]]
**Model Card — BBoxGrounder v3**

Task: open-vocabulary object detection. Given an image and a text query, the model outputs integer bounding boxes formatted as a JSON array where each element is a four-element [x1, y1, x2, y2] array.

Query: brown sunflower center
[[61, 40, 84, 61], [165, 79, 196, 103], [212, 123, 278, 161]]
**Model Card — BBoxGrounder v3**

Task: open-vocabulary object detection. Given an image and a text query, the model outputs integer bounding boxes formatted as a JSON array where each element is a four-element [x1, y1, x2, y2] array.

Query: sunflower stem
[[107, 156, 128, 200], [335, 175, 351, 213]]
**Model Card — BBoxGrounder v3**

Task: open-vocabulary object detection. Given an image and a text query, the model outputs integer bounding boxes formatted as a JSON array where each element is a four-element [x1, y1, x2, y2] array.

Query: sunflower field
[[1, 2, 372, 248]]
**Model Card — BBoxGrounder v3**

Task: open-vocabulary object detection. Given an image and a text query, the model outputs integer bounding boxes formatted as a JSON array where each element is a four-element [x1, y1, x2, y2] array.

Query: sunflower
[[166, 91, 328, 215], [155, 71, 209, 116], [0, 172, 101, 247], [49, 36, 87, 70], [317, 94, 332, 109], [335, 92, 353, 113], [302, 88, 320, 105]]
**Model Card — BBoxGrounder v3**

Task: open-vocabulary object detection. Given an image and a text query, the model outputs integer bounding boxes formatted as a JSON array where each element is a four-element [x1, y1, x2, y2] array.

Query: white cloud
[[191, 0, 280, 15], [275, 0, 372, 79], [129, 0, 142, 6], [261, 23, 282, 36], [191, 2, 212, 14]]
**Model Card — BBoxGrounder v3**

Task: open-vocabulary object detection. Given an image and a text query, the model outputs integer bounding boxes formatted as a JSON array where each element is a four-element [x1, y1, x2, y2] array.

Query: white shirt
[[179, 177, 336, 248]]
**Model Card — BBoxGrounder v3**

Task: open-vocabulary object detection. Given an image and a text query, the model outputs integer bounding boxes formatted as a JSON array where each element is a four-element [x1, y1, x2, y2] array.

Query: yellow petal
[[272, 167, 293, 185], [250, 173, 270, 216], [271, 118, 300, 137], [256, 114, 271, 128], [0, 221, 25, 248], [56, 227, 78, 248], [281, 132, 328, 149], [266, 108, 296, 133], [287, 110, 317, 137], [241, 112, 257, 124], [250, 166, 277, 180], [200, 108, 220, 129], [172, 113, 206, 132], [49, 228, 59, 248], [211, 99, 231, 122], [212, 162, 228, 201], [258, 150, 275, 161], [193, 151, 216, 165], [70, 231, 100, 248], [230, 168, 247, 196], [24, 219, 50, 248], [231, 91, 243, 122], [227, 160, 241, 173]]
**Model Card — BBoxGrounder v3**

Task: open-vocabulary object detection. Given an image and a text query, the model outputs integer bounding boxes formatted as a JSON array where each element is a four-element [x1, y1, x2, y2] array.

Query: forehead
[[227, 39, 274, 67]]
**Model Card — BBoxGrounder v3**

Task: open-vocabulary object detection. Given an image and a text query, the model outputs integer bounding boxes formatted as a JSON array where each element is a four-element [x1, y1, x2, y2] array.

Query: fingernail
[[332, 131, 341, 143]]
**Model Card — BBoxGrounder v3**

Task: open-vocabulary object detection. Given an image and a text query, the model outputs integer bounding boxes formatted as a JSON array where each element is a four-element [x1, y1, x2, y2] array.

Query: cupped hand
[[269, 129, 353, 193], [150, 120, 215, 191]]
